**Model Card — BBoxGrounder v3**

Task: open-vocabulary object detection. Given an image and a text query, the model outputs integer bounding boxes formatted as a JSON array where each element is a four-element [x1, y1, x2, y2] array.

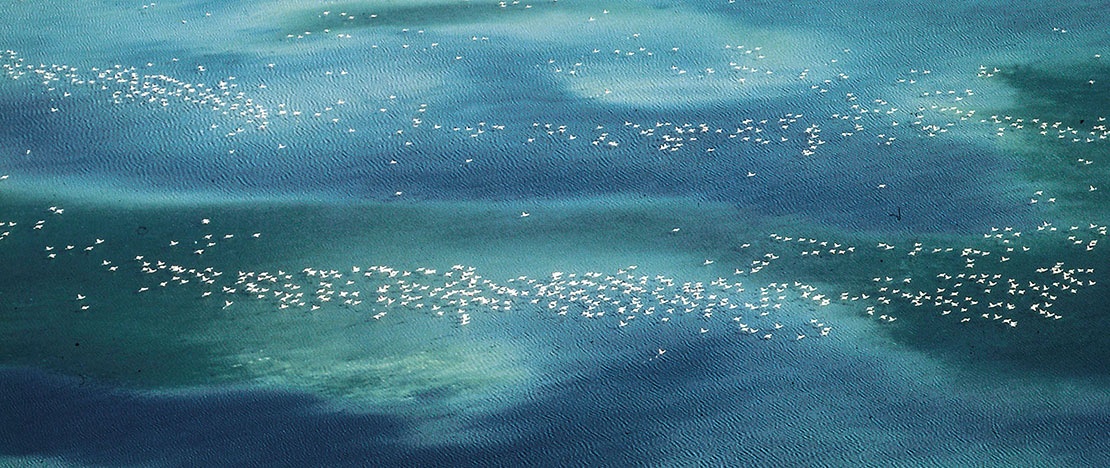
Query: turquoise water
[[1, 1, 1108, 466]]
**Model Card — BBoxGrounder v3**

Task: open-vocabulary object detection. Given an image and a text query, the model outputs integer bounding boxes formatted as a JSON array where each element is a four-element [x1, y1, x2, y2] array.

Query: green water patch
[[995, 63, 1110, 125], [275, 0, 562, 36], [0, 199, 247, 387], [984, 61, 1110, 219], [5, 182, 1105, 400], [0, 194, 541, 413], [868, 237, 1109, 383], [881, 287, 1110, 383], [714, 210, 1110, 383], [0, 191, 782, 399]]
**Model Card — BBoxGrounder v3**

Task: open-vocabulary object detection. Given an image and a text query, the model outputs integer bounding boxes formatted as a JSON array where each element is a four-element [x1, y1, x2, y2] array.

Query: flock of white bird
[[0, 4, 1106, 352], [0, 179, 1103, 351]]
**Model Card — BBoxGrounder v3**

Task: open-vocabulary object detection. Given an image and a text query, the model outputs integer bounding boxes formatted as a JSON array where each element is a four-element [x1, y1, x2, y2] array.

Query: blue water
[[2, 1, 1108, 466]]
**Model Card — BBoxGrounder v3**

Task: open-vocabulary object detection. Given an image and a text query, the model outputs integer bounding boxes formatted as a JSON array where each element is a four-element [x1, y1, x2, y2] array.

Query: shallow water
[[2, 1, 1108, 466]]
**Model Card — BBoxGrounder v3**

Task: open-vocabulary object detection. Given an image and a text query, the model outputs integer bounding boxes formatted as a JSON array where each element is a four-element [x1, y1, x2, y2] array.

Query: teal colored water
[[1, 1, 1108, 466]]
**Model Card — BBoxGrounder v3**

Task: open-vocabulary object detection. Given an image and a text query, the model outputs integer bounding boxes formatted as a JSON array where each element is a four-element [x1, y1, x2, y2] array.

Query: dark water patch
[[879, 266, 1110, 383], [1001, 411, 1110, 468], [0, 198, 253, 387], [995, 63, 1110, 125], [984, 61, 1110, 217], [0, 76, 238, 186], [450, 324, 1097, 467], [5, 334, 1105, 468], [0, 367, 417, 467]]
